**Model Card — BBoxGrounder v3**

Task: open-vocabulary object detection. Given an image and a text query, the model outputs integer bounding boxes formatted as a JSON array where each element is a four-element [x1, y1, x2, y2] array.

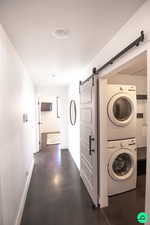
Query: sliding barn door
[[80, 76, 98, 207], [38, 100, 42, 151]]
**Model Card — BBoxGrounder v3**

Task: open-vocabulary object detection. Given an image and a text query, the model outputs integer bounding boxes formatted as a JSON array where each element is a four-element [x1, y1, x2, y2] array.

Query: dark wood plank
[[103, 175, 146, 225], [21, 145, 108, 225]]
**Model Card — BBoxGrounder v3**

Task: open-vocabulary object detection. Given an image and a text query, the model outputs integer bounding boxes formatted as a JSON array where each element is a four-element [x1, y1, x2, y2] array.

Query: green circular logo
[[137, 212, 149, 224]]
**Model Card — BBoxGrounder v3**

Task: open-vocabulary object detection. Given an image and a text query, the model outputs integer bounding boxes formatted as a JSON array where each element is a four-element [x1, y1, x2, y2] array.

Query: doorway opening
[[100, 52, 148, 224], [38, 97, 62, 151]]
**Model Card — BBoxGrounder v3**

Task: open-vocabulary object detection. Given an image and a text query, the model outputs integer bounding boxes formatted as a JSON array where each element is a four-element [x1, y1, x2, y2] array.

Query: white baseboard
[[15, 160, 34, 225]]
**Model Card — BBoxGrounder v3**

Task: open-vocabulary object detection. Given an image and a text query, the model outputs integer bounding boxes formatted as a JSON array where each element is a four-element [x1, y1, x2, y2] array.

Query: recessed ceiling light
[[51, 28, 70, 39], [51, 74, 56, 78]]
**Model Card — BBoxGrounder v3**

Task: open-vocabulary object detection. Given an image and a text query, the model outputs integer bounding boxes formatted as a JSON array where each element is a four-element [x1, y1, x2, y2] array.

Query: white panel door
[[38, 100, 42, 151], [80, 76, 98, 207]]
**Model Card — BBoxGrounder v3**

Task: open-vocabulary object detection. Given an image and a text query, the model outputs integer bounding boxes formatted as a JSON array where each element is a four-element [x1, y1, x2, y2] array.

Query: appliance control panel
[[108, 138, 136, 150]]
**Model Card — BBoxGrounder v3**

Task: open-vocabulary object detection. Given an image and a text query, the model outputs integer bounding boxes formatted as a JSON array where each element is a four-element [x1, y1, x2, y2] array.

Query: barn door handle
[[89, 135, 95, 155]]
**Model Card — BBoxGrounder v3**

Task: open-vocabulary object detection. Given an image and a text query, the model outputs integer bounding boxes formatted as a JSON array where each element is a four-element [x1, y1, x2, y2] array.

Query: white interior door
[[80, 76, 98, 207], [38, 100, 42, 151]]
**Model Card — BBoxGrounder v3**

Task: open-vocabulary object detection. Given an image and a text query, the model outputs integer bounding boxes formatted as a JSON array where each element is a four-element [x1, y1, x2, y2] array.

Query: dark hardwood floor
[[103, 175, 146, 225], [21, 145, 108, 225], [21, 144, 146, 225]]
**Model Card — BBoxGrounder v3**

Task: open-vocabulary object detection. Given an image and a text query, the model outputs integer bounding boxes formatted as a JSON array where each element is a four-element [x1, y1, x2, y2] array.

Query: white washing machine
[[107, 138, 137, 196], [107, 85, 136, 141]]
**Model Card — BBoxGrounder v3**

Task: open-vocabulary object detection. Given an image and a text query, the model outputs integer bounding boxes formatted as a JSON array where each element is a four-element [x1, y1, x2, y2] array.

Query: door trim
[[99, 78, 108, 207]]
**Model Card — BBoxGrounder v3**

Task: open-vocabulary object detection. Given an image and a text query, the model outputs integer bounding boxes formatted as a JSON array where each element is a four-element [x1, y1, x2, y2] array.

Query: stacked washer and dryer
[[107, 85, 137, 196]]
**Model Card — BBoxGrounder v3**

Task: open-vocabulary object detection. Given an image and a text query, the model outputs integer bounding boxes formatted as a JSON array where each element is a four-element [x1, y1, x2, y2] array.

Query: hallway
[[21, 145, 108, 225]]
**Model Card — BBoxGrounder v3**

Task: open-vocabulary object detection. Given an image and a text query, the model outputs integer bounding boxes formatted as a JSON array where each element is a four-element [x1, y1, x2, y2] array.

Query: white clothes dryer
[[107, 85, 136, 141], [107, 138, 137, 196]]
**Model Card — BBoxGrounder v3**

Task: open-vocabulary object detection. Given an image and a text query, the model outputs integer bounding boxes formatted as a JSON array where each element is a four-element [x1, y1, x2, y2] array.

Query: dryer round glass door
[[107, 93, 135, 127], [108, 150, 135, 181], [113, 98, 131, 121]]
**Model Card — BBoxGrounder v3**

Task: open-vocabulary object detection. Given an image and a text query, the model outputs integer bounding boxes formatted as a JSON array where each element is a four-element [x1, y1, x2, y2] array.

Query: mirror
[[70, 100, 77, 126]]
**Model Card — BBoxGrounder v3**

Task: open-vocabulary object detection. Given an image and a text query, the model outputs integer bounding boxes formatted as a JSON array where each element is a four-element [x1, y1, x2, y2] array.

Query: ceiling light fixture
[[51, 28, 70, 39], [51, 74, 56, 78]]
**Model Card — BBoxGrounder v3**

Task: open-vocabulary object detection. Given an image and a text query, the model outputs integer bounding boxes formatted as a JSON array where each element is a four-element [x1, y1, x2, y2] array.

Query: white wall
[[68, 0, 150, 213], [68, 82, 80, 169], [85, 0, 150, 212], [108, 74, 147, 148], [0, 25, 36, 225], [0, 175, 3, 225], [83, 1, 150, 79], [68, 0, 150, 165], [36, 85, 68, 149]]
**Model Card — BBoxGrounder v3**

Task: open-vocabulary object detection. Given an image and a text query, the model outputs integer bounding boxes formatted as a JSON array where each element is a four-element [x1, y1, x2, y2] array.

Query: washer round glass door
[[107, 93, 134, 127], [108, 149, 135, 181]]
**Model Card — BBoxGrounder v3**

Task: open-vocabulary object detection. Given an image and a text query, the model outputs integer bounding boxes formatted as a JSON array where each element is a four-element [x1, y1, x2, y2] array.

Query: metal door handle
[[89, 135, 95, 155]]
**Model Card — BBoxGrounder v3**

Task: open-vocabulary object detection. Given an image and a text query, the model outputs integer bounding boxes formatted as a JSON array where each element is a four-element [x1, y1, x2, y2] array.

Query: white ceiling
[[0, 0, 145, 86], [118, 52, 147, 76]]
